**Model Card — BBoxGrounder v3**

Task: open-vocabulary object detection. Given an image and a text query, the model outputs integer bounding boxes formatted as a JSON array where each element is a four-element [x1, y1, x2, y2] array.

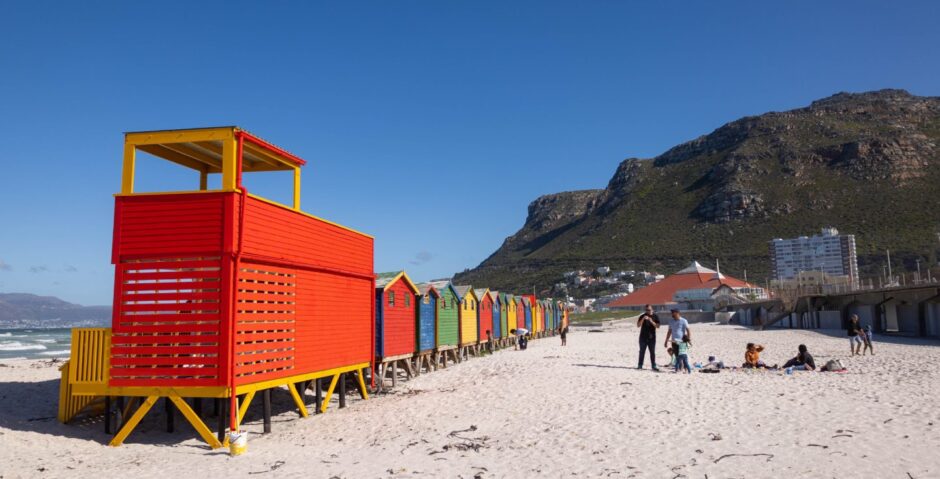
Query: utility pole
[[887, 249, 893, 285]]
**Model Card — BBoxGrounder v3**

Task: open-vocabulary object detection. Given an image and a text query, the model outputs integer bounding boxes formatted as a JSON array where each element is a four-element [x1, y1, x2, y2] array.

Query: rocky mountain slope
[[454, 89, 940, 295]]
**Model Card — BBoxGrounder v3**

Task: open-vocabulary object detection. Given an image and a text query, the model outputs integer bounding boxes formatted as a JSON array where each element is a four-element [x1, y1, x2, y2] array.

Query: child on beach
[[674, 335, 691, 374], [743, 343, 776, 369], [664, 346, 676, 369], [862, 325, 874, 355], [560, 326, 568, 346]]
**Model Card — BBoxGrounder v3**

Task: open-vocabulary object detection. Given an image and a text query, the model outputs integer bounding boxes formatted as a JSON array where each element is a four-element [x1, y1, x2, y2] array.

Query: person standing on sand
[[559, 325, 568, 346], [862, 324, 874, 355], [636, 304, 660, 371], [848, 315, 863, 356], [664, 309, 690, 364]]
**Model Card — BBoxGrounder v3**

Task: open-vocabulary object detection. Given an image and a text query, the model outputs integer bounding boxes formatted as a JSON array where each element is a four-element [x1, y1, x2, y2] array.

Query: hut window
[[441, 299, 446, 309], [423, 294, 430, 304], [405, 294, 411, 307], [388, 291, 395, 307], [462, 299, 466, 309], [471, 301, 475, 311]]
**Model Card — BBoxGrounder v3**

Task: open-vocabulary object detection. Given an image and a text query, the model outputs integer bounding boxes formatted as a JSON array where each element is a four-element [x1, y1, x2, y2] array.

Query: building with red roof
[[608, 261, 765, 311]]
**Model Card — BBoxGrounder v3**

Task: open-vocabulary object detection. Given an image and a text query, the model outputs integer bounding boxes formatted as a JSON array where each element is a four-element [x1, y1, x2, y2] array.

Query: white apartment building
[[769, 227, 859, 287]]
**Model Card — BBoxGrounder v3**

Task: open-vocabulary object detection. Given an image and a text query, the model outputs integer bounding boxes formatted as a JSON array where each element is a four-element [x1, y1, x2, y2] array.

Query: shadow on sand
[[0, 366, 363, 448]]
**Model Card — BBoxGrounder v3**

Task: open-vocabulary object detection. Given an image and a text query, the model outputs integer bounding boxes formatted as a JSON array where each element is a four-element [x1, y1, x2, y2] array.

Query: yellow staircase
[[57, 328, 111, 423]]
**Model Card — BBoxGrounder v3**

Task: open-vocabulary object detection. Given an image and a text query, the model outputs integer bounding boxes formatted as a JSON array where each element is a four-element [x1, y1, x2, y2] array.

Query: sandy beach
[[1, 322, 939, 478]]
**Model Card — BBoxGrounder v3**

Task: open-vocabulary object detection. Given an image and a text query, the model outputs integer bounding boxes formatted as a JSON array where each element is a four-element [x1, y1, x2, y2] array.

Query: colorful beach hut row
[[371, 270, 570, 389]]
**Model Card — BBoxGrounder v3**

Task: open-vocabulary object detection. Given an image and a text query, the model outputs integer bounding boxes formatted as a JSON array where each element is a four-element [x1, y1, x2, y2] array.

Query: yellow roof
[[124, 126, 305, 173]]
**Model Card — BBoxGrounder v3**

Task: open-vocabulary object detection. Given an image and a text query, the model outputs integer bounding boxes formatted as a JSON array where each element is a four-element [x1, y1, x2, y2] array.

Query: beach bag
[[823, 359, 845, 372]]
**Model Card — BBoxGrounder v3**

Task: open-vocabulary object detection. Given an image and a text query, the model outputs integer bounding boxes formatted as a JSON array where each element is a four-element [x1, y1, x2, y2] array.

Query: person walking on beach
[[861, 324, 874, 355], [848, 315, 863, 356], [636, 304, 660, 371], [559, 325, 568, 346], [664, 309, 690, 364]]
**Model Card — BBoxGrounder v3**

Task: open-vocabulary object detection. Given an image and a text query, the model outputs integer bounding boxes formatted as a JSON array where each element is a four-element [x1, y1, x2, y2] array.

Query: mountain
[[0, 293, 111, 328], [454, 89, 940, 296]]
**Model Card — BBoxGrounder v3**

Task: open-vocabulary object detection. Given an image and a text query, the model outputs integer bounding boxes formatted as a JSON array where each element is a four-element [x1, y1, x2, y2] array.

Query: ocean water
[[0, 328, 73, 360]]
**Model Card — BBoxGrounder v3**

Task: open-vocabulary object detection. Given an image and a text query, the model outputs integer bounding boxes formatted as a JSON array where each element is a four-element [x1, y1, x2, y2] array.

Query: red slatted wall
[[110, 257, 225, 387], [109, 192, 373, 389]]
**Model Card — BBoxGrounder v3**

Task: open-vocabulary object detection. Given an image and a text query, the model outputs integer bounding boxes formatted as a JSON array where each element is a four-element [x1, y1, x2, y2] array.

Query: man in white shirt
[[663, 309, 690, 362]]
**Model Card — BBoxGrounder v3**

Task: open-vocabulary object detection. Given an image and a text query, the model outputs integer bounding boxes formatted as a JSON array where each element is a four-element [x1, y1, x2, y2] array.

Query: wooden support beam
[[236, 391, 255, 427], [354, 369, 369, 400], [320, 374, 340, 414], [338, 373, 347, 409], [109, 396, 158, 447], [288, 382, 309, 418], [169, 395, 223, 449]]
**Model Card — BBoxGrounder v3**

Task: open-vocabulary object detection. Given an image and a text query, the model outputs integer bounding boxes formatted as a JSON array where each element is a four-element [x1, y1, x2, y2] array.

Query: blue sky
[[1, 1, 938, 305]]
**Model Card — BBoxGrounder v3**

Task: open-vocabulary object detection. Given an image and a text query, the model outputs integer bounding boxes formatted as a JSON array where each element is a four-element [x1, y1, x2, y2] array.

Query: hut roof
[[416, 283, 441, 297], [454, 285, 476, 299], [374, 271, 419, 294]]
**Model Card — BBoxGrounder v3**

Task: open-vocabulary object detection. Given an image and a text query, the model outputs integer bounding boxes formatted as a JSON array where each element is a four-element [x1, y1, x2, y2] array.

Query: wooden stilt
[[262, 389, 272, 434], [165, 397, 175, 433], [391, 361, 398, 388], [105, 396, 113, 435], [404, 358, 415, 378], [315, 379, 323, 414], [338, 373, 347, 409], [216, 398, 227, 443]]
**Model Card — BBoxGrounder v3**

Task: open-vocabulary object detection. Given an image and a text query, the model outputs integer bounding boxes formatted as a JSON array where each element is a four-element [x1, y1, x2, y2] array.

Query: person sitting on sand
[[510, 328, 529, 350], [703, 355, 725, 370], [674, 334, 692, 374], [663, 346, 676, 369], [743, 343, 776, 369], [782, 344, 815, 371]]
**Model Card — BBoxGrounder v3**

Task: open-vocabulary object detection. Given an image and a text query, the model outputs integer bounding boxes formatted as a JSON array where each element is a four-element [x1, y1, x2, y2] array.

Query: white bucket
[[228, 431, 248, 456]]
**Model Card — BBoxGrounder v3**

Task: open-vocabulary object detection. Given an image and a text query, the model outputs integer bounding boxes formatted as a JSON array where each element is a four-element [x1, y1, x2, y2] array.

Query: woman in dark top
[[783, 344, 815, 371]]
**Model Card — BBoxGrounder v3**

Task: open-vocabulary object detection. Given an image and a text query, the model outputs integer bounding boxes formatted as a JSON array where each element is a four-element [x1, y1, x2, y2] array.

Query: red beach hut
[[58, 127, 374, 448]]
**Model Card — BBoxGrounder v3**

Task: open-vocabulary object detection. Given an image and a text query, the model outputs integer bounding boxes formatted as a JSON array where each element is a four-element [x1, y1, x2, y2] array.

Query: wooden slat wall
[[108, 192, 373, 389], [110, 257, 224, 387], [241, 197, 372, 275], [294, 271, 372, 372], [114, 194, 227, 259], [377, 280, 416, 359], [233, 264, 296, 385]]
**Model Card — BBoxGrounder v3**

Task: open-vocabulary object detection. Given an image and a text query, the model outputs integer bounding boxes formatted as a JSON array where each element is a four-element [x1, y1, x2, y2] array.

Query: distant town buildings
[[769, 227, 859, 288], [608, 261, 766, 312]]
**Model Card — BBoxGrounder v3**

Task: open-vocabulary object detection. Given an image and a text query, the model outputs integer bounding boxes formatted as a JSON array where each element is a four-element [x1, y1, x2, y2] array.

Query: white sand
[[1, 322, 939, 478]]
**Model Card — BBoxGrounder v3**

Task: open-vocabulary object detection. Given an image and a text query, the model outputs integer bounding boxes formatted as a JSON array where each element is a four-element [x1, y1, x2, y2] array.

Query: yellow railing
[[58, 328, 111, 423]]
